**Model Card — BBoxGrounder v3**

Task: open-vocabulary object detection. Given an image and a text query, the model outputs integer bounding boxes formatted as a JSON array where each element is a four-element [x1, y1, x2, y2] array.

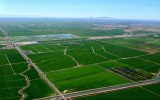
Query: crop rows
[[109, 67, 153, 81], [0, 49, 54, 100], [75, 83, 160, 100]]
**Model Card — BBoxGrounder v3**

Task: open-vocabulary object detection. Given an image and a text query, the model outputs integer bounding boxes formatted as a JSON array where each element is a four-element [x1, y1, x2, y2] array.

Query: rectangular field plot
[[11, 63, 28, 73], [94, 48, 119, 60], [28, 45, 51, 53], [6, 54, 26, 63], [0, 65, 26, 100], [29, 51, 76, 72], [28, 51, 62, 63], [65, 41, 97, 50], [0, 55, 9, 65], [0, 49, 18, 55], [0, 80, 26, 90], [47, 65, 130, 93], [21, 44, 65, 53], [0, 75, 24, 82], [0, 88, 21, 100], [140, 54, 160, 64], [37, 55, 76, 72], [67, 49, 107, 65], [0, 65, 14, 75], [118, 58, 160, 73], [143, 83, 160, 95], [75, 87, 160, 100], [98, 61, 130, 69], [41, 44, 65, 51], [92, 44, 120, 60], [0, 75, 26, 100], [20, 46, 39, 53], [105, 37, 160, 54], [25, 67, 40, 80], [97, 41, 147, 58]]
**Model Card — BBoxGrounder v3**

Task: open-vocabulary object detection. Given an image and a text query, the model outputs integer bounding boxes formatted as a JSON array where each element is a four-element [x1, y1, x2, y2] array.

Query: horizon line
[[0, 17, 160, 21]]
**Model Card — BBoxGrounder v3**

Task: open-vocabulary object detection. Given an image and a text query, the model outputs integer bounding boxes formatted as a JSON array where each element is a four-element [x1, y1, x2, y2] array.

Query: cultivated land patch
[[0, 75, 25, 100], [143, 83, 160, 95], [47, 65, 130, 93], [6, 54, 26, 63], [140, 54, 160, 64], [0, 65, 14, 75], [28, 51, 76, 72], [22, 67, 54, 100], [96, 40, 148, 58], [1, 19, 160, 100], [11, 63, 28, 73], [98, 61, 131, 69], [20, 39, 160, 97], [118, 58, 160, 73], [0, 54, 9, 65], [41, 44, 65, 51], [24, 79, 54, 100], [21, 45, 38, 53], [0, 49, 18, 55], [0, 49, 54, 100], [21, 39, 160, 95], [105, 37, 160, 54], [67, 49, 107, 65], [21, 43, 65, 53], [27, 45, 51, 53]]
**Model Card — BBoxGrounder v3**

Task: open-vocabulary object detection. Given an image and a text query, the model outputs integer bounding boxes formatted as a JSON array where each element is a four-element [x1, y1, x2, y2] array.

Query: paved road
[[37, 77, 160, 100], [14, 39, 66, 100], [37, 62, 160, 100]]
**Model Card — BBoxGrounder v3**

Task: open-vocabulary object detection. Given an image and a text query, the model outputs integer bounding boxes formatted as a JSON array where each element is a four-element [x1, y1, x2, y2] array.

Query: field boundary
[[5, 54, 16, 75]]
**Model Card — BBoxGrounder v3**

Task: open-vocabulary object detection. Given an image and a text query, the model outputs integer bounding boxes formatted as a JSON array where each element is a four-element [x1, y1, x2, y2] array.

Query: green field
[[19, 38, 160, 99], [0, 55, 9, 65], [1, 19, 160, 100], [23, 67, 54, 100], [29, 51, 76, 72], [24, 79, 54, 100], [104, 37, 160, 54], [98, 61, 131, 69], [118, 58, 160, 73], [0, 49, 54, 100], [0, 65, 14, 75], [75, 86, 160, 100], [140, 54, 160, 64], [67, 49, 108, 65], [6, 54, 26, 63], [0, 49, 18, 55], [143, 83, 160, 95], [11, 63, 28, 73], [0, 20, 128, 37], [20, 38, 160, 97], [97, 41, 147, 58], [47, 65, 130, 92]]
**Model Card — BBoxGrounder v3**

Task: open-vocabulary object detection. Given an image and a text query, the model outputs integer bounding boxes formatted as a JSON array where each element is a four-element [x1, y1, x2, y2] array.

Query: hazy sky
[[0, 0, 160, 20]]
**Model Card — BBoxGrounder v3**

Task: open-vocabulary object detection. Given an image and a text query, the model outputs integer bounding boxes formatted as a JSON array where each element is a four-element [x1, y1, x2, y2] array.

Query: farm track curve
[[18, 64, 31, 100]]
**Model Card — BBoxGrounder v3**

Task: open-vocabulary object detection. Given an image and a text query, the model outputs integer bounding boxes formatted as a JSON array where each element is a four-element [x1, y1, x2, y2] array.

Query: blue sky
[[0, 0, 160, 20]]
